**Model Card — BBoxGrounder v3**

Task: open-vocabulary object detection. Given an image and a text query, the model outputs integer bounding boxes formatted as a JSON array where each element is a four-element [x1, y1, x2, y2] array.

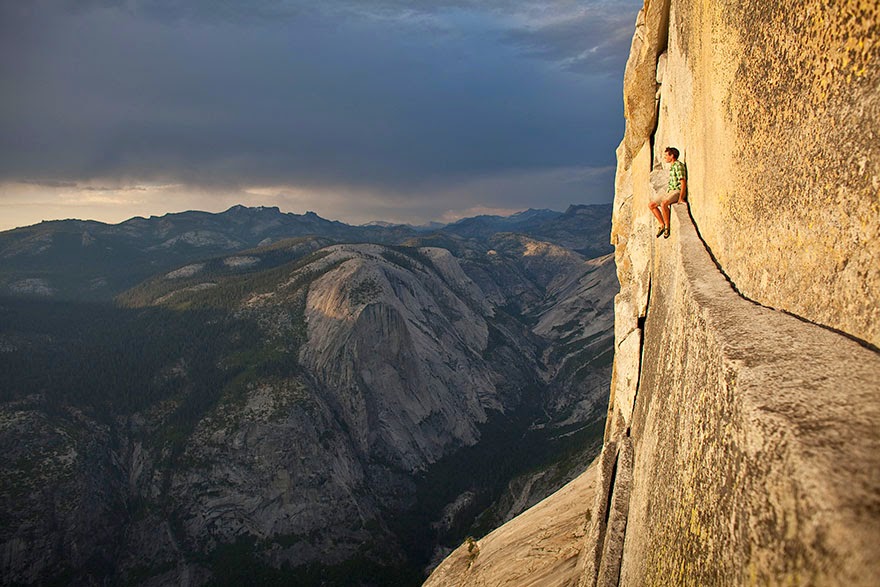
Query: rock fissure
[[610, 204, 880, 585], [595, 439, 633, 587]]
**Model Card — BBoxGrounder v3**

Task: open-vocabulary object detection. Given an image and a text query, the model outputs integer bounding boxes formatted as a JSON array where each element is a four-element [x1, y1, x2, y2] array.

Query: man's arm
[[678, 178, 687, 203]]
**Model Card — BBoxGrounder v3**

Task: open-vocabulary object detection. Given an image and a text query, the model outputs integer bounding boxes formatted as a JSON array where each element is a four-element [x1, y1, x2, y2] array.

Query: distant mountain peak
[[509, 208, 556, 219], [224, 204, 282, 214], [362, 220, 404, 228]]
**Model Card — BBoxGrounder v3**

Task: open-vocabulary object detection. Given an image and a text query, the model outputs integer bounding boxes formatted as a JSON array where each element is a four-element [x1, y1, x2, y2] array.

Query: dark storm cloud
[[502, 6, 638, 74], [0, 0, 642, 220]]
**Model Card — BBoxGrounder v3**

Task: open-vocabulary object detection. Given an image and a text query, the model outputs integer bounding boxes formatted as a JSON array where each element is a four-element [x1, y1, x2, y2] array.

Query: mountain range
[[0, 204, 616, 586], [0, 204, 611, 302]]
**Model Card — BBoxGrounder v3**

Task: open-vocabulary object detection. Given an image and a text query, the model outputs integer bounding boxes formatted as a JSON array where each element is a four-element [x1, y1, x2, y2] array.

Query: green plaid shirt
[[668, 160, 687, 191]]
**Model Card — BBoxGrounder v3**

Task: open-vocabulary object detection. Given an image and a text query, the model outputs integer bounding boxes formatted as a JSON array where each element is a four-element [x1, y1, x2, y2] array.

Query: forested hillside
[[0, 206, 616, 585]]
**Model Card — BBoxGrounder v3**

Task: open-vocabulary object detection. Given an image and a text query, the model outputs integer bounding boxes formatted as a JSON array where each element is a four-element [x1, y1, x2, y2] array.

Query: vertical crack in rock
[[576, 438, 636, 587], [596, 438, 634, 587], [584, 0, 880, 582], [575, 441, 620, 587], [631, 278, 650, 431]]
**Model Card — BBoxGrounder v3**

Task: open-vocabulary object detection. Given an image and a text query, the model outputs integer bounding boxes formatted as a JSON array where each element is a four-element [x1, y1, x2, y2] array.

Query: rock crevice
[[590, 0, 880, 584]]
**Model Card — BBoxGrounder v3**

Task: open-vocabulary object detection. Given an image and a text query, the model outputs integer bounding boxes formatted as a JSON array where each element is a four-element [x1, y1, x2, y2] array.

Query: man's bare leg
[[649, 201, 665, 227]]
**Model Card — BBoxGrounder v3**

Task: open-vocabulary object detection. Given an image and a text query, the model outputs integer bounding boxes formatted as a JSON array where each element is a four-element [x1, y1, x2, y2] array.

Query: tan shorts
[[651, 190, 680, 205]]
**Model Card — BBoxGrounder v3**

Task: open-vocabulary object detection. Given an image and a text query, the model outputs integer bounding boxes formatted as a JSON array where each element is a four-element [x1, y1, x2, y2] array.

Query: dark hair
[[664, 147, 680, 159]]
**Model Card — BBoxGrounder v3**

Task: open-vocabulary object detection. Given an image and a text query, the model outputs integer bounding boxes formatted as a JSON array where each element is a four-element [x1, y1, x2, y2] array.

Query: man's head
[[664, 147, 679, 161]]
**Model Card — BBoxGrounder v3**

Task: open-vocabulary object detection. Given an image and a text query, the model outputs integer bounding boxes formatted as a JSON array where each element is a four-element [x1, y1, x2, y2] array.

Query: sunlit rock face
[[650, 0, 879, 347], [300, 244, 497, 472], [582, 1, 880, 586], [424, 461, 600, 587]]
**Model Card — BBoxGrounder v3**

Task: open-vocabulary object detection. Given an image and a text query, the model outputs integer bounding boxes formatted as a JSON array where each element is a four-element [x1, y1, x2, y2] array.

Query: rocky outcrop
[[602, 205, 880, 585], [0, 399, 125, 584], [424, 461, 599, 587], [588, 0, 880, 585], [651, 0, 879, 347], [300, 244, 498, 471]]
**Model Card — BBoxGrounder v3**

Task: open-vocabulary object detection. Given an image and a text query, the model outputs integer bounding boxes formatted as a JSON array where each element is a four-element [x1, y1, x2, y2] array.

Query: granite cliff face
[[427, 1, 880, 585], [615, 0, 880, 347]]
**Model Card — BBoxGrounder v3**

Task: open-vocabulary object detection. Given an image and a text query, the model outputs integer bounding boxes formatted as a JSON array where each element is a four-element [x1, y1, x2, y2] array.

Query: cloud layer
[[0, 0, 641, 229]]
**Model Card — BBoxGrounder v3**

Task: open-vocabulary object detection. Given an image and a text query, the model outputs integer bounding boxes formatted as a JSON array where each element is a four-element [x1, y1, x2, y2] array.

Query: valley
[[0, 205, 616, 585]]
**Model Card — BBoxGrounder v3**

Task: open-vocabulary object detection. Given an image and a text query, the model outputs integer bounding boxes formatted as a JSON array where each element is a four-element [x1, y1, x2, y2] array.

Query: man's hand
[[678, 179, 687, 203]]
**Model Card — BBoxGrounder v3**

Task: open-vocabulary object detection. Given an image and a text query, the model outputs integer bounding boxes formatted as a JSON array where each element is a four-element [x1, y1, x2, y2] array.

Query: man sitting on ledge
[[649, 146, 687, 239]]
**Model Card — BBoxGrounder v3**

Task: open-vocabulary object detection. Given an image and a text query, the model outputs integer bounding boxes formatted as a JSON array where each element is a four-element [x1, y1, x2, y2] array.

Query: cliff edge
[[590, 0, 879, 584], [426, 1, 880, 585]]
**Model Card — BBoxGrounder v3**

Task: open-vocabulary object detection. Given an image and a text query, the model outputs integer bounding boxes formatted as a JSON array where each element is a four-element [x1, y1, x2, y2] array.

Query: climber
[[649, 146, 687, 239]]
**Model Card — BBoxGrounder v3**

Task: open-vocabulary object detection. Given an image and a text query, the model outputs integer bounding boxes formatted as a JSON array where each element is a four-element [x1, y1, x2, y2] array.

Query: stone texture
[[300, 244, 497, 471], [595, 438, 632, 587], [619, 0, 671, 170], [423, 461, 599, 587], [618, 206, 880, 585], [574, 441, 620, 587], [597, 1, 880, 585], [654, 0, 880, 347]]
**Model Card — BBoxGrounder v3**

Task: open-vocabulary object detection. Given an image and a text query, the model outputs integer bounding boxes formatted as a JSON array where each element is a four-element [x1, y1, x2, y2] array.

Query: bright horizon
[[1, 198, 602, 233]]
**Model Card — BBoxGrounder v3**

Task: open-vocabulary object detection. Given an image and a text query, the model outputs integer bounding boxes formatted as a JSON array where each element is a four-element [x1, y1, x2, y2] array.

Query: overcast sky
[[0, 0, 641, 230]]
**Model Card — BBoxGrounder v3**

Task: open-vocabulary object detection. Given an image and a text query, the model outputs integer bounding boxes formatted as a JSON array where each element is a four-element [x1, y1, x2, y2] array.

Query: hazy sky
[[0, 0, 642, 230]]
